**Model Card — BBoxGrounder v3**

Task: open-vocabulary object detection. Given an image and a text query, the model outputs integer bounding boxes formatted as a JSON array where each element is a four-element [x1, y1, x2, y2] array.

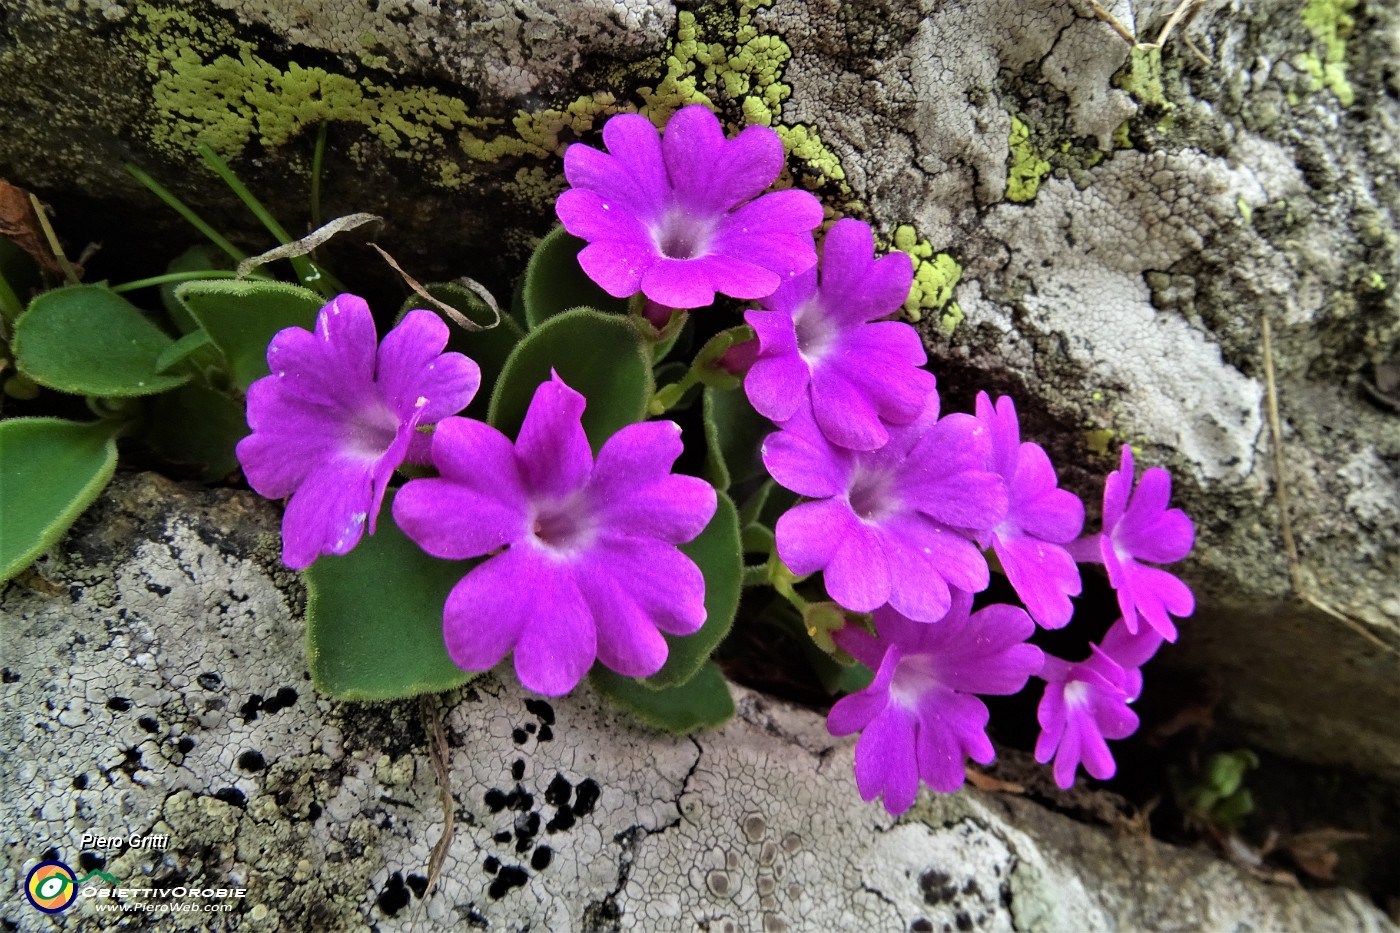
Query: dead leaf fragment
[[0, 179, 67, 277]]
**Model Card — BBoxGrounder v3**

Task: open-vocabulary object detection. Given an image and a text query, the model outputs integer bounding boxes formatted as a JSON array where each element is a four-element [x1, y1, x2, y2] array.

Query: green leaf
[[305, 489, 475, 701], [397, 283, 524, 421], [13, 285, 190, 397], [160, 246, 227, 334], [155, 330, 217, 375], [489, 307, 653, 450], [592, 661, 734, 734], [702, 385, 771, 491], [644, 490, 742, 689], [141, 383, 247, 482], [173, 279, 323, 391], [521, 225, 627, 328], [0, 418, 119, 584]]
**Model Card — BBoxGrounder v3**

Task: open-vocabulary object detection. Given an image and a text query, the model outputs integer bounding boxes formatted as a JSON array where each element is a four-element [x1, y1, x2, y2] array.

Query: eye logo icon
[[25, 860, 78, 913]]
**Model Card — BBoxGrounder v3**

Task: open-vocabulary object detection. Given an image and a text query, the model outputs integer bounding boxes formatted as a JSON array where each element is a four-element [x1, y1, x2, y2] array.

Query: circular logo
[[25, 861, 78, 913]]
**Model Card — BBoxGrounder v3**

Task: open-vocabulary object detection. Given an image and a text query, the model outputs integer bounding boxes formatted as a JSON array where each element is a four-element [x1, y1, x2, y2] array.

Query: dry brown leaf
[[964, 767, 1025, 795], [1264, 828, 1368, 881], [0, 179, 67, 277]]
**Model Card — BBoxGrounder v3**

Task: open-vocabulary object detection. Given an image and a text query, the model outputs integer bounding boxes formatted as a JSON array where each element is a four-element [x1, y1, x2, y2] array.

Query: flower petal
[[442, 548, 534, 674], [515, 375, 592, 498], [640, 257, 717, 308], [393, 475, 528, 560], [279, 458, 374, 569], [854, 703, 920, 814], [592, 536, 708, 636], [577, 566, 670, 678], [774, 499, 857, 576], [664, 106, 784, 212], [761, 424, 850, 498], [512, 566, 597, 696], [824, 521, 892, 613]]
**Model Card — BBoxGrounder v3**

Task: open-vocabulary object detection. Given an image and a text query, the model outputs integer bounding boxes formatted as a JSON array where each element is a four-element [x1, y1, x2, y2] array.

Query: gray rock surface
[[2, 474, 1394, 931], [1, 0, 1397, 780]]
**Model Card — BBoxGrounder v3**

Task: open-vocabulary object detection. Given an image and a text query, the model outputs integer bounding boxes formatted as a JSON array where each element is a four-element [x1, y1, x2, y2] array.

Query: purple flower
[[236, 294, 480, 569], [392, 374, 718, 697], [1069, 446, 1195, 640], [744, 219, 937, 450], [763, 395, 1007, 622], [973, 392, 1084, 628], [555, 105, 823, 309], [1033, 618, 1163, 788], [827, 590, 1043, 814]]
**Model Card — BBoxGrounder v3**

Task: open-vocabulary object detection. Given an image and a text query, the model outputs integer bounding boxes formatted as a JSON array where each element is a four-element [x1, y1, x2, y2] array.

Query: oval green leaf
[[13, 285, 190, 397], [644, 490, 742, 689], [305, 489, 476, 701], [488, 307, 654, 450], [521, 225, 627, 329], [173, 279, 323, 391], [592, 661, 734, 734], [397, 283, 524, 421], [0, 418, 119, 584]]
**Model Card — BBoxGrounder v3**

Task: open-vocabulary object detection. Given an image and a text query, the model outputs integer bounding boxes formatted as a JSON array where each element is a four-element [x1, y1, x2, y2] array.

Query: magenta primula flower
[[973, 392, 1085, 628], [763, 395, 1007, 622], [1034, 617, 1163, 788], [392, 374, 718, 696], [1069, 446, 1195, 640], [828, 590, 1043, 814], [236, 294, 480, 569], [745, 219, 936, 450], [555, 105, 823, 308]]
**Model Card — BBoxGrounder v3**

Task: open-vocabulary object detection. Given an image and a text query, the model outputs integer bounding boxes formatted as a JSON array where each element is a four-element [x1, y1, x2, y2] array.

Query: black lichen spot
[[137, 716, 158, 733], [78, 852, 106, 872], [544, 773, 572, 808], [71, 774, 88, 790], [524, 698, 555, 725], [511, 759, 525, 781], [484, 788, 507, 813], [239, 695, 263, 723], [530, 845, 553, 871], [213, 787, 246, 809], [145, 581, 172, 597], [511, 727, 528, 745], [42, 847, 60, 862], [955, 911, 974, 932], [495, 784, 533, 812], [538, 725, 553, 742], [487, 865, 529, 899], [494, 831, 512, 844], [177, 737, 195, 754], [466, 906, 489, 928], [118, 747, 142, 777], [196, 672, 222, 690], [920, 869, 957, 906], [3, 668, 20, 683], [525, 723, 537, 734], [406, 874, 428, 898], [237, 750, 266, 772], [307, 802, 322, 822], [911, 920, 934, 933], [572, 779, 601, 817], [106, 697, 132, 712], [483, 856, 500, 875], [262, 687, 298, 714], [377, 872, 410, 917], [545, 808, 576, 834]]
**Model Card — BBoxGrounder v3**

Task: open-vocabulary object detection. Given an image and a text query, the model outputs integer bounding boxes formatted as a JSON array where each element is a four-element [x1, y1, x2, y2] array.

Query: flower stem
[[111, 270, 242, 293], [125, 163, 246, 264]]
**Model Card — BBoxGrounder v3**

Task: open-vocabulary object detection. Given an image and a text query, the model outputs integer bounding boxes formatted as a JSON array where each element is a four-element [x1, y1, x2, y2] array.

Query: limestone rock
[[1, 474, 1393, 930], [0, 0, 1397, 778]]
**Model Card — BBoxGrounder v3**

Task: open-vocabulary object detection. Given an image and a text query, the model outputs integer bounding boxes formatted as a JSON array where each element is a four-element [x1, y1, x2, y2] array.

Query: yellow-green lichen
[[131, 0, 850, 201], [1084, 428, 1116, 457], [1116, 47, 1174, 111], [1112, 120, 1133, 149], [1236, 196, 1253, 225], [891, 224, 963, 331], [1367, 271, 1386, 290], [1299, 0, 1357, 107], [1006, 116, 1051, 204]]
